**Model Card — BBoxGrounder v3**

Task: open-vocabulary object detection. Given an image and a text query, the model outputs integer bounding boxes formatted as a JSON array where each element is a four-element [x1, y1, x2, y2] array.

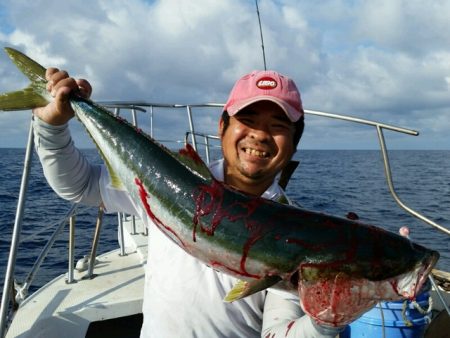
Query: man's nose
[[248, 124, 271, 141]]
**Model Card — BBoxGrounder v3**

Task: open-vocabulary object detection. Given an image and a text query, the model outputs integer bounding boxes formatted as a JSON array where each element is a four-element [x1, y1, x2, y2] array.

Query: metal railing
[[100, 102, 450, 235], [1, 102, 449, 337], [304, 108, 449, 236]]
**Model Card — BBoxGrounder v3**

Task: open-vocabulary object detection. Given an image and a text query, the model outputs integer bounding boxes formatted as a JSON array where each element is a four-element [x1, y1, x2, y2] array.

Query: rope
[[378, 302, 386, 338], [402, 300, 414, 327], [401, 295, 433, 327], [411, 296, 433, 322]]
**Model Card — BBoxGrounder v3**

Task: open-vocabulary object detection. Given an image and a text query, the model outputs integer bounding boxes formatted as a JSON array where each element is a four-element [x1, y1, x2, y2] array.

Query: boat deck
[[6, 219, 147, 338]]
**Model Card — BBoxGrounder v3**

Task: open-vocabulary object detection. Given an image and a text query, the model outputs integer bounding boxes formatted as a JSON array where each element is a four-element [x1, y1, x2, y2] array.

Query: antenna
[[255, 0, 267, 70]]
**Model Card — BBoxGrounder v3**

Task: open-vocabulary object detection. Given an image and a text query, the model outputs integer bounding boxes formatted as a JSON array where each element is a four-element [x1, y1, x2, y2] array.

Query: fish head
[[297, 248, 439, 327]]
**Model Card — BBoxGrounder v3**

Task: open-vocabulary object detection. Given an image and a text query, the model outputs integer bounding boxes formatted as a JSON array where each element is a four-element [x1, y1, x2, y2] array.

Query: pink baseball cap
[[223, 70, 304, 122]]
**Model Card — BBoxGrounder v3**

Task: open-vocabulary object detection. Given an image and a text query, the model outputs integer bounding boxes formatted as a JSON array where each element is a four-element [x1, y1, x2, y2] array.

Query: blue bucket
[[341, 292, 431, 338]]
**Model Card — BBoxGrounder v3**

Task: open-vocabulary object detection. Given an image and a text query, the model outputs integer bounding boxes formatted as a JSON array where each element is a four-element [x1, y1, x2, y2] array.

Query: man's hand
[[33, 68, 92, 125]]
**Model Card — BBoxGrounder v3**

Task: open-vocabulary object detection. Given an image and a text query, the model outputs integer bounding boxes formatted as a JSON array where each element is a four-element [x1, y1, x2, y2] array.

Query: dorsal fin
[[174, 143, 212, 180]]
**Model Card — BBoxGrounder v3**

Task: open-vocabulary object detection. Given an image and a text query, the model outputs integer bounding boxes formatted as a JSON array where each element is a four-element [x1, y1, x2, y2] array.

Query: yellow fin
[[5, 47, 46, 83], [96, 147, 125, 190], [224, 276, 281, 302], [0, 48, 50, 111], [0, 86, 49, 111], [105, 160, 124, 190]]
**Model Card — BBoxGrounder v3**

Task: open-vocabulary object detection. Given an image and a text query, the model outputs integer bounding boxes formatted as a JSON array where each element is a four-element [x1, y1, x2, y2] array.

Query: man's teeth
[[244, 148, 268, 158]]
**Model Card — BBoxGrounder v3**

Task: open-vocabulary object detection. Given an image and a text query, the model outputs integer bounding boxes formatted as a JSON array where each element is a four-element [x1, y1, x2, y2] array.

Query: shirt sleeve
[[98, 165, 141, 216], [262, 291, 343, 338], [33, 116, 102, 206]]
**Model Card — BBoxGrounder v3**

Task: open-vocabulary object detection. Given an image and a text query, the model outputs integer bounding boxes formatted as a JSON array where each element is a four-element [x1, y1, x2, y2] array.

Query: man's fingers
[[45, 67, 60, 80], [76, 79, 92, 98], [46, 69, 72, 94], [44, 68, 92, 99], [50, 77, 79, 97]]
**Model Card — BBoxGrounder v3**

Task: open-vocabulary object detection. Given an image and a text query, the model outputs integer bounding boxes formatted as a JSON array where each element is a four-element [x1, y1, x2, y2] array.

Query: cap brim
[[225, 96, 302, 122]]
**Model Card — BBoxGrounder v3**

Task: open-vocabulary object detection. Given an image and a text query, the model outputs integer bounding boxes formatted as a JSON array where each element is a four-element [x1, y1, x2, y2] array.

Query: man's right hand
[[33, 68, 92, 125]]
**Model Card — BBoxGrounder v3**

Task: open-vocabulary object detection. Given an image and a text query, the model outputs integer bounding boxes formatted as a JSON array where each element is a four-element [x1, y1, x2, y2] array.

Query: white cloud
[[0, 0, 448, 149], [355, 0, 450, 55]]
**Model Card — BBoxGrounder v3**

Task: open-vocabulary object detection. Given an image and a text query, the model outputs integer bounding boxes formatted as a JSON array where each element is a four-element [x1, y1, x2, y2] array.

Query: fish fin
[[276, 194, 290, 205], [0, 87, 49, 111], [4, 47, 47, 83], [174, 143, 212, 180], [104, 157, 125, 190], [94, 146, 125, 190], [0, 47, 50, 111], [224, 276, 282, 302]]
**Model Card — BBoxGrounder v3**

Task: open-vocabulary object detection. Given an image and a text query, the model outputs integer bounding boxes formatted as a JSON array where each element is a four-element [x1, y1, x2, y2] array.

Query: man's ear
[[218, 117, 224, 137]]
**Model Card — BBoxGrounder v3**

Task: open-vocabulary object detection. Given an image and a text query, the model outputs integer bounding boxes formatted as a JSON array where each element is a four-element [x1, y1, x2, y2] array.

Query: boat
[[0, 102, 449, 338]]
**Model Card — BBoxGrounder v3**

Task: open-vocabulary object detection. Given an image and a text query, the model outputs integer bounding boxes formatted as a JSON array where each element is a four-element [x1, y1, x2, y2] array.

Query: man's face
[[219, 101, 295, 194]]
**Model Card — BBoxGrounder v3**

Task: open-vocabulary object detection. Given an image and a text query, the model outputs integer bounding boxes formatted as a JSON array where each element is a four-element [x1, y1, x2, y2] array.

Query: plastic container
[[341, 292, 431, 338]]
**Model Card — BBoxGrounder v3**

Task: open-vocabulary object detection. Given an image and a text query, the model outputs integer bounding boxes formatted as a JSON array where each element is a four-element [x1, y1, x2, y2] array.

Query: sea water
[[0, 148, 449, 299]]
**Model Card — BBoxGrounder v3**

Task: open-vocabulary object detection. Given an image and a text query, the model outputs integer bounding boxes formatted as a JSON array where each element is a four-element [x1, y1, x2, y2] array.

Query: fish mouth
[[396, 250, 439, 299]]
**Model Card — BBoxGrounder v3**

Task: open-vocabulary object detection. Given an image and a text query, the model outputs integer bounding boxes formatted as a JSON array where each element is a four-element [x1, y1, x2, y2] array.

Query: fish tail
[[0, 47, 50, 111]]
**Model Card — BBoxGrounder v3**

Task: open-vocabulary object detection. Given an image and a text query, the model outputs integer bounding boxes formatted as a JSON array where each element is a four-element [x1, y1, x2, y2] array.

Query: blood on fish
[[192, 180, 225, 241], [193, 180, 266, 278], [210, 260, 260, 279], [240, 219, 267, 278], [192, 180, 264, 239], [285, 320, 295, 336], [134, 177, 185, 247], [179, 143, 204, 165], [264, 333, 276, 338], [299, 274, 378, 327]]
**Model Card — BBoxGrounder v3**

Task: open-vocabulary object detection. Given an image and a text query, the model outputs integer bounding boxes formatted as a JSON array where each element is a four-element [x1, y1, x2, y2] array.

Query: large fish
[[0, 47, 439, 326]]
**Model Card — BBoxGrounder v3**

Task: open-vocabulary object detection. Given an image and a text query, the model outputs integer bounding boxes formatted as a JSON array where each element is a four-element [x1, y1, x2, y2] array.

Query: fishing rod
[[255, 0, 267, 70]]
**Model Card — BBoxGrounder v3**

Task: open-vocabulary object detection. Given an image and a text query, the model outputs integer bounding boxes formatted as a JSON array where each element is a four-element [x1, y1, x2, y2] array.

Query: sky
[[0, 0, 449, 150]]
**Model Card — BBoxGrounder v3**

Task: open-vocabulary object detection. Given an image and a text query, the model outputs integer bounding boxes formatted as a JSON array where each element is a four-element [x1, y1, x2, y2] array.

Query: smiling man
[[219, 71, 301, 196], [32, 68, 344, 337]]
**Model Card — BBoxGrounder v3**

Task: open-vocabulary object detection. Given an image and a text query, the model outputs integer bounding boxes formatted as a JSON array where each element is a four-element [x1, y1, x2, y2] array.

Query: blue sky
[[0, 0, 449, 149]]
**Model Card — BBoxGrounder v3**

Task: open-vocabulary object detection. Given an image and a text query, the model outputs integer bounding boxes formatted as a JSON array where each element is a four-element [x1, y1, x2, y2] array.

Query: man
[[33, 69, 344, 337]]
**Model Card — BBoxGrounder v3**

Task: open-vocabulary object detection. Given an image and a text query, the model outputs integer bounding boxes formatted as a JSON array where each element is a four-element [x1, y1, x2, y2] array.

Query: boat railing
[[1, 102, 449, 337], [304, 109, 450, 236]]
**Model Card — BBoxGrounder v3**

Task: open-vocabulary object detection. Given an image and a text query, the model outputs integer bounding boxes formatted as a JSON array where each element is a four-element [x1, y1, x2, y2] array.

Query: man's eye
[[272, 123, 289, 130], [239, 118, 253, 124]]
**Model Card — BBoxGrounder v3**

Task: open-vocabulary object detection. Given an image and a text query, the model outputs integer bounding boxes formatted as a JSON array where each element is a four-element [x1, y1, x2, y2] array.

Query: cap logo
[[256, 77, 277, 90]]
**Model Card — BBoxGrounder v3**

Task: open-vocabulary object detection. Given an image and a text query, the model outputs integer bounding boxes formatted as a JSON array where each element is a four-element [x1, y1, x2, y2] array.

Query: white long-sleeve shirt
[[33, 116, 342, 338]]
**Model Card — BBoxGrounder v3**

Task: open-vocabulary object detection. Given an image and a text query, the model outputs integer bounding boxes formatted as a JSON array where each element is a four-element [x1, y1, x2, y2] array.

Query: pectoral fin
[[99, 148, 125, 190], [224, 275, 282, 302]]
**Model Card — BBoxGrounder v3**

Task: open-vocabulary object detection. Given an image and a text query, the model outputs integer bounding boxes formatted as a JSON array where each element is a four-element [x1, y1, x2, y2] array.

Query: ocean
[[0, 148, 449, 300]]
